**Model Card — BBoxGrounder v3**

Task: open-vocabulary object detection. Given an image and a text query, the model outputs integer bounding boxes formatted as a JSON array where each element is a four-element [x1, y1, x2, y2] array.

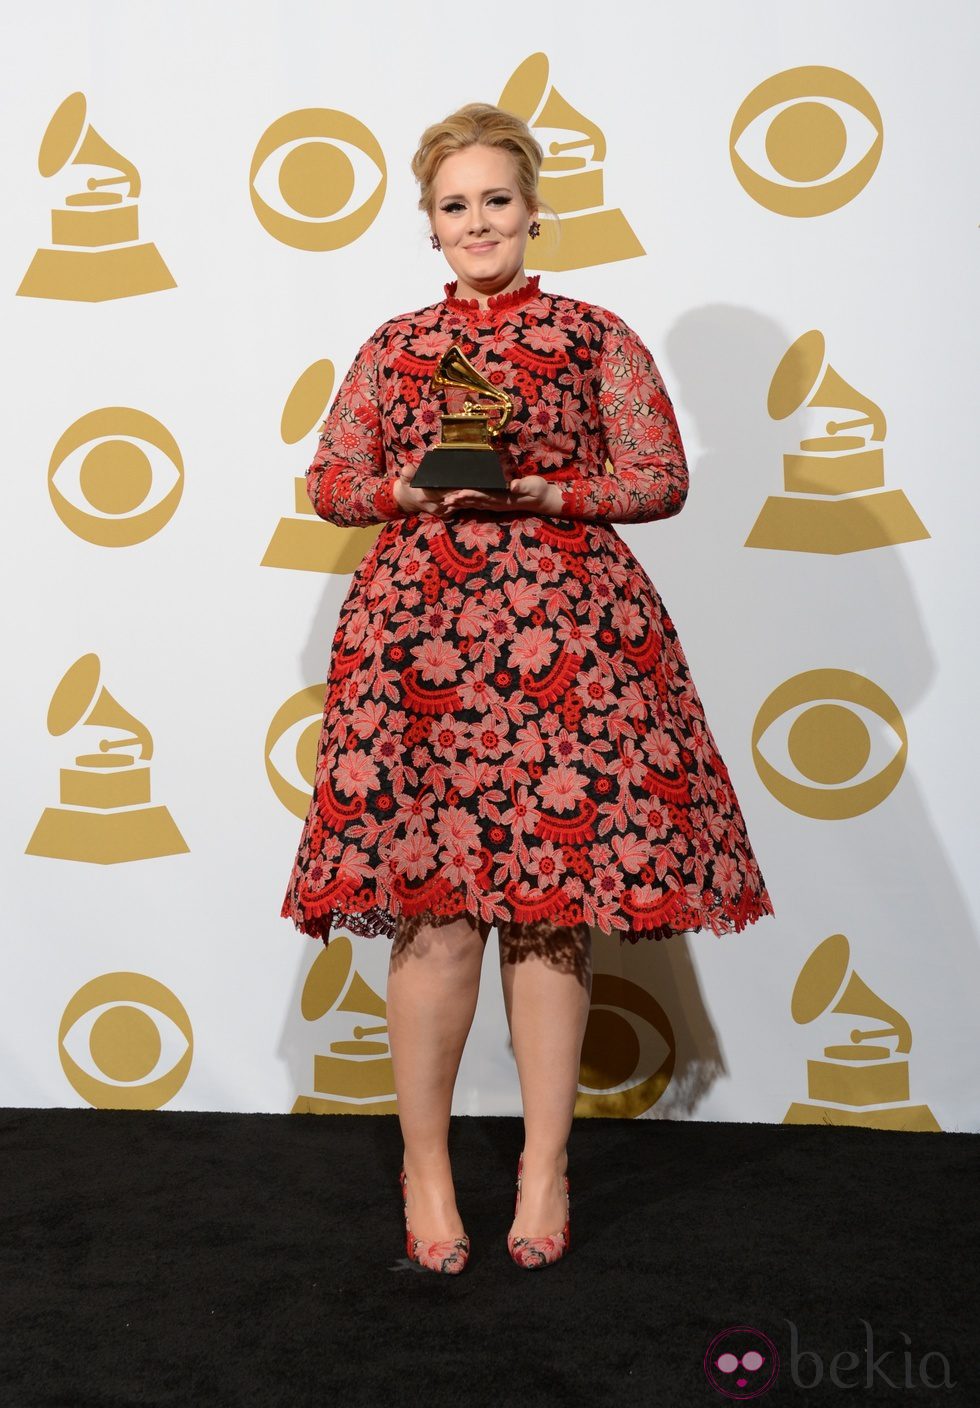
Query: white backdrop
[[2, 1, 978, 1129]]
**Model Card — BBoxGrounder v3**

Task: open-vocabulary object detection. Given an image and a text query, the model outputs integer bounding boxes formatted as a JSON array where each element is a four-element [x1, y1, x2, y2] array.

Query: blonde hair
[[411, 101, 558, 231]]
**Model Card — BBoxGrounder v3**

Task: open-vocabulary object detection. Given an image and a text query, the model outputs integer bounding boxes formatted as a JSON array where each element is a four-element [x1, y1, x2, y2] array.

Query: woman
[[281, 103, 775, 1274]]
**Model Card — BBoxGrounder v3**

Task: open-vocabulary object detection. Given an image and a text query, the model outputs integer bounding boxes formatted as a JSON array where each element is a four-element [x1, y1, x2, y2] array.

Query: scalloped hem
[[280, 886, 775, 949]]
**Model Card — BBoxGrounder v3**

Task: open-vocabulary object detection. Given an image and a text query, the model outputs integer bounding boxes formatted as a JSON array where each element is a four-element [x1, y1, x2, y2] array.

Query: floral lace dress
[[280, 274, 775, 946]]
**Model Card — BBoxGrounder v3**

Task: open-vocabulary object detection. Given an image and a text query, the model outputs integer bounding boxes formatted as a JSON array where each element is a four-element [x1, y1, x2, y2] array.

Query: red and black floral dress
[[280, 273, 775, 946]]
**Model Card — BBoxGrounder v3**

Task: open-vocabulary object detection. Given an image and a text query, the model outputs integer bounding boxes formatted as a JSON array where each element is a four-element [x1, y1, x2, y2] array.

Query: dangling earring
[[528, 220, 540, 239], [430, 232, 441, 250]]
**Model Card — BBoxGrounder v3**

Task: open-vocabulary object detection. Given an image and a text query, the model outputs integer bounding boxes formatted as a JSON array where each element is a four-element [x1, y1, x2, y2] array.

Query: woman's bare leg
[[498, 920, 593, 1237], [387, 910, 491, 1241]]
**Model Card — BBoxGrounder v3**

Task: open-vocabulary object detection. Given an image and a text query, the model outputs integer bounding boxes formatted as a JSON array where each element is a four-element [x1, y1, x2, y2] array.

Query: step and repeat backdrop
[[3, 2, 978, 1127]]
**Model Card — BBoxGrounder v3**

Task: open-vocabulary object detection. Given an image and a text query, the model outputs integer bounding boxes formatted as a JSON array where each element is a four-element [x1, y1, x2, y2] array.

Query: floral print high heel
[[399, 1167, 470, 1274], [507, 1151, 571, 1270]]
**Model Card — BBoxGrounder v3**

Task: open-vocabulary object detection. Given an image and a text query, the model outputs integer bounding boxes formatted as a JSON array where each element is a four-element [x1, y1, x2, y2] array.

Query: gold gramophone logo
[[261, 360, 385, 575], [49, 407, 184, 546], [752, 669, 907, 820], [26, 653, 188, 864], [746, 331, 928, 554], [293, 936, 397, 1114], [784, 934, 939, 1130], [17, 92, 175, 303], [573, 972, 675, 1118], [59, 972, 193, 1110], [499, 52, 644, 271], [249, 109, 386, 251], [730, 66, 883, 216]]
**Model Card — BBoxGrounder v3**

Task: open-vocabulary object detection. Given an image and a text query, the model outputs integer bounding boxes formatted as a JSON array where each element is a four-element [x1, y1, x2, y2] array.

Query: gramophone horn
[[433, 344, 512, 433], [87, 687, 153, 760], [500, 54, 606, 165], [72, 123, 141, 199], [831, 969, 911, 1054], [37, 91, 140, 197], [769, 331, 885, 439], [302, 936, 388, 1022], [810, 364, 886, 441], [47, 653, 102, 735]]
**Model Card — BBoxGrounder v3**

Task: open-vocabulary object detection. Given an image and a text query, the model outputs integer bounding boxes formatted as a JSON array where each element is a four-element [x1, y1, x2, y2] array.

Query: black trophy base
[[413, 446, 510, 491]]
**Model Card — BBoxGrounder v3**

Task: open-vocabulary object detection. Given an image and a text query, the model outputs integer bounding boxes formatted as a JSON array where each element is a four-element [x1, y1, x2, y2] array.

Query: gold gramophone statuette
[[413, 343, 513, 490]]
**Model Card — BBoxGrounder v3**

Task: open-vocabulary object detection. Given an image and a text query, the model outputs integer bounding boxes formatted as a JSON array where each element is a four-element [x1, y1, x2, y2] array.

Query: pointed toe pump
[[399, 1167, 470, 1274], [506, 1151, 571, 1270]]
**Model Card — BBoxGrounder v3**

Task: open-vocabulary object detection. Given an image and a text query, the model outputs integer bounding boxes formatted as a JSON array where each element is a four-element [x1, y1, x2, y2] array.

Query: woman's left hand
[[438, 475, 563, 516]]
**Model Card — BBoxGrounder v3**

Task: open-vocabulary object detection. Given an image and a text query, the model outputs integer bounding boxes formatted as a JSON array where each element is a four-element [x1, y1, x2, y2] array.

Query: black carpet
[[0, 1108, 976, 1406]]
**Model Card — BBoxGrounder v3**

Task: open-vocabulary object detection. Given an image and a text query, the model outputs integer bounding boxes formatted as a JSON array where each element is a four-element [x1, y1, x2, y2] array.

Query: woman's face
[[430, 144, 536, 295]]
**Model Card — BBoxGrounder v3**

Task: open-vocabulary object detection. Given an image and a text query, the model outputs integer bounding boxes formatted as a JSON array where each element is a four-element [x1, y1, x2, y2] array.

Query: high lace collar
[[442, 273, 542, 315]]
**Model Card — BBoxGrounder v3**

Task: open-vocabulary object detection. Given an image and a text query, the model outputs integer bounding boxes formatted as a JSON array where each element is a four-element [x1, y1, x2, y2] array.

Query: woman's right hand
[[393, 464, 456, 517]]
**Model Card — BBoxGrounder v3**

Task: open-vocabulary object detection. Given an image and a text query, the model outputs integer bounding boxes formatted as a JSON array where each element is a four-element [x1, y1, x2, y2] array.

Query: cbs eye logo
[[730, 65, 882, 215], [249, 108, 386, 250], [574, 974, 675, 1118], [59, 972, 193, 1109], [48, 407, 184, 545], [266, 683, 331, 818], [752, 669, 907, 819]]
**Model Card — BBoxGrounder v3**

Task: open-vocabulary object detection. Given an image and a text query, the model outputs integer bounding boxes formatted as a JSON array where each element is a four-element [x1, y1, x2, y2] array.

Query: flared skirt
[[280, 510, 775, 946]]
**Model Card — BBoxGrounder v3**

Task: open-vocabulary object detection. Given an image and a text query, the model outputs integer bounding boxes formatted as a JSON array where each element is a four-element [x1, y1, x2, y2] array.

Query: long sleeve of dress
[[305, 336, 404, 527], [557, 316, 689, 525]]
